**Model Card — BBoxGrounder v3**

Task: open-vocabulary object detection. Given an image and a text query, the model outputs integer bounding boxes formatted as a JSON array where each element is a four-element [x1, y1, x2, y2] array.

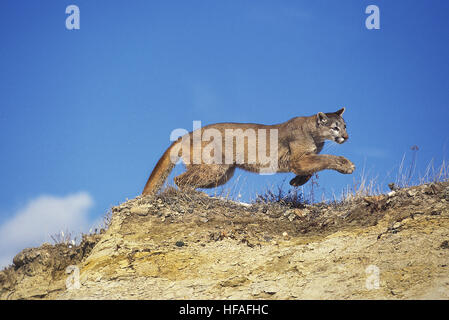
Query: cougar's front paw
[[290, 174, 312, 187], [336, 157, 355, 174]]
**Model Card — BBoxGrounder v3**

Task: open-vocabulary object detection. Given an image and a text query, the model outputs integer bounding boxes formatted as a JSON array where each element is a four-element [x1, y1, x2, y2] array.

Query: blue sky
[[0, 1, 448, 266]]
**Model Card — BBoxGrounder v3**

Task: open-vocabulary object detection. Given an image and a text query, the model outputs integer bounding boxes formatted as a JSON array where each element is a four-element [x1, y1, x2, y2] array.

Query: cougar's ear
[[335, 107, 345, 117], [317, 112, 328, 125]]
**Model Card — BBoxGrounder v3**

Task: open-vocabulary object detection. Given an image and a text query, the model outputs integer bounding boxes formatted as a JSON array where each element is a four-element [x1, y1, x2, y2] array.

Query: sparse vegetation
[[50, 230, 76, 246], [252, 150, 449, 206], [49, 208, 112, 247], [254, 180, 305, 208], [100, 208, 113, 230]]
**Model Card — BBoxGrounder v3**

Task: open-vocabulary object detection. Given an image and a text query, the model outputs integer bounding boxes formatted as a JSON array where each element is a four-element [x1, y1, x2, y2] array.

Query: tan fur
[[142, 108, 355, 195]]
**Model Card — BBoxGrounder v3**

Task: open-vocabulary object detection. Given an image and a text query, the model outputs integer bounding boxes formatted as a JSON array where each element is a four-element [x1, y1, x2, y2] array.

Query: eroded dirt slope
[[1, 182, 449, 299]]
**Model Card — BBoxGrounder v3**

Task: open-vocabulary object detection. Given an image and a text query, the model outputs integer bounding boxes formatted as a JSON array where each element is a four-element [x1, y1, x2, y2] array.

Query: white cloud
[[0, 192, 93, 269]]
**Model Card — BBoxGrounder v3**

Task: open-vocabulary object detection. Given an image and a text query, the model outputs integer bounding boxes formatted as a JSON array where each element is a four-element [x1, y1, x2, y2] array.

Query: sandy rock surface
[[1, 182, 449, 299]]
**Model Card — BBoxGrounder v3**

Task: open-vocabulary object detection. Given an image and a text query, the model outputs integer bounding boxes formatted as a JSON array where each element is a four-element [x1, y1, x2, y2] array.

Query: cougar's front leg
[[290, 154, 355, 176]]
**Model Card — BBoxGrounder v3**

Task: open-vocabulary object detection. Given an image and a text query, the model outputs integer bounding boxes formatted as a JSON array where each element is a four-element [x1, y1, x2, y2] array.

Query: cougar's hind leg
[[289, 174, 312, 187], [173, 165, 196, 190], [174, 164, 236, 190]]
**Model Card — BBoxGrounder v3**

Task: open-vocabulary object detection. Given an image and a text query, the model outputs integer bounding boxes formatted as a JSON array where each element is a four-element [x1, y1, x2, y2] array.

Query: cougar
[[142, 107, 355, 195]]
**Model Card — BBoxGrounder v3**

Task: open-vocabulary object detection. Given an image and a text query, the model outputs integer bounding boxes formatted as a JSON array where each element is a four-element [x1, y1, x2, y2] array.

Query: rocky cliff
[[1, 182, 449, 299]]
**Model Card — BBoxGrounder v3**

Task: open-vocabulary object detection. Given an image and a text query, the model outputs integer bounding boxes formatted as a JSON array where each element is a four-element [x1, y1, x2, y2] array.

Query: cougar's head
[[316, 107, 349, 144]]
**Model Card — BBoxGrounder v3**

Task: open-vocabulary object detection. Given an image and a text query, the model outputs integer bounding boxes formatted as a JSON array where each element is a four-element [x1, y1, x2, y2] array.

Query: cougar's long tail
[[142, 141, 180, 195]]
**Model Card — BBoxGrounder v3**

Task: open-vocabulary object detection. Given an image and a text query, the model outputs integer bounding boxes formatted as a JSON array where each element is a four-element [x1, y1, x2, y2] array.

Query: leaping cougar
[[142, 108, 355, 195]]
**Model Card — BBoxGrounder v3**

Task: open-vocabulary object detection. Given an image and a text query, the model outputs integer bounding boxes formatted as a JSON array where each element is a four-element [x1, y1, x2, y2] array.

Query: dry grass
[[338, 153, 447, 204], [253, 179, 306, 208], [253, 153, 449, 206], [49, 208, 112, 246], [50, 229, 76, 246], [419, 158, 449, 184]]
